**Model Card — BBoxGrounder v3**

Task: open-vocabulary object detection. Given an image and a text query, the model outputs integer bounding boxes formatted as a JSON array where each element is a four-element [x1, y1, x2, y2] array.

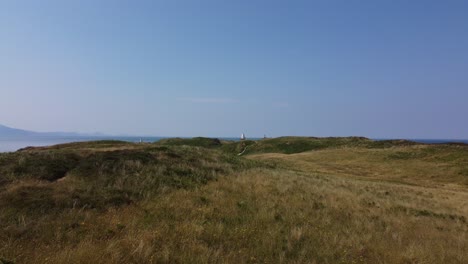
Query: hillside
[[0, 124, 35, 137], [218, 136, 422, 155], [0, 138, 467, 263]]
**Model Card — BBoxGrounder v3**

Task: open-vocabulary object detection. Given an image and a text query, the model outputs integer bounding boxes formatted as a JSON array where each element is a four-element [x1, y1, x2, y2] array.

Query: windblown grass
[[248, 144, 468, 186], [220, 136, 421, 155], [0, 138, 467, 263], [157, 137, 222, 148]]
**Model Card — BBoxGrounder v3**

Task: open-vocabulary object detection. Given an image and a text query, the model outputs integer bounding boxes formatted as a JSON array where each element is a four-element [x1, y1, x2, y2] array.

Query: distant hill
[[0, 124, 92, 139], [155, 136, 422, 155], [0, 124, 35, 137]]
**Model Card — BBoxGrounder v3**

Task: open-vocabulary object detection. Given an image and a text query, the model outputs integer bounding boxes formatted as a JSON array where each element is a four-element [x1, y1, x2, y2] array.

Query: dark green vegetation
[[0, 137, 467, 263], [223, 136, 421, 154], [157, 136, 425, 155], [157, 137, 222, 148], [0, 141, 252, 214]]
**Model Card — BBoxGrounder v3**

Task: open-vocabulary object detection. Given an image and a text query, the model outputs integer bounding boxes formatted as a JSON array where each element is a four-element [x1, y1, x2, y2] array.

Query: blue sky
[[1, 0, 467, 138]]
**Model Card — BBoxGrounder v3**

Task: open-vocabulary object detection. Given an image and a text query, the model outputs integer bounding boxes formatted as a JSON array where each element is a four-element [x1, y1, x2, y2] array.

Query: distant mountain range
[[0, 124, 103, 139]]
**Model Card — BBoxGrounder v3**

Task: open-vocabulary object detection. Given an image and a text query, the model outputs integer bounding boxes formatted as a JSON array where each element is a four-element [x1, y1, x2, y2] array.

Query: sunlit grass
[[0, 138, 467, 263]]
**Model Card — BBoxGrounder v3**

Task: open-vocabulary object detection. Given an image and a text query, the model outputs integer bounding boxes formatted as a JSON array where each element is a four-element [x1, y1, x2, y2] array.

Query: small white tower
[[241, 133, 246, 141]]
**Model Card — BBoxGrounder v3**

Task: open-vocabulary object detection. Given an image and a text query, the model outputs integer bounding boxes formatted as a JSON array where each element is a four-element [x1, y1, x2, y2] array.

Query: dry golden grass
[[248, 145, 468, 187], [2, 169, 467, 263], [1, 141, 468, 263]]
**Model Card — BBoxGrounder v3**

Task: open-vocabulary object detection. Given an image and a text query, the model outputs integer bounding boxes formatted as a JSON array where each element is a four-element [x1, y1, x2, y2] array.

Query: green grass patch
[[0, 142, 256, 223], [157, 137, 222, 148]]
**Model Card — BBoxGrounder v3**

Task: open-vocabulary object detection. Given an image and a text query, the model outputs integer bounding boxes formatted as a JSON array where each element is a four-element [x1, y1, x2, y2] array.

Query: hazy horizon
[[1, 1, 468, 138]]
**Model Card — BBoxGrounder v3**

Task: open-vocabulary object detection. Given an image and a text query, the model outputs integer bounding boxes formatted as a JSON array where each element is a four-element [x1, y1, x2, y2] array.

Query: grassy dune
[[249, 145, 468, 187], [0, 138, 467, 263]]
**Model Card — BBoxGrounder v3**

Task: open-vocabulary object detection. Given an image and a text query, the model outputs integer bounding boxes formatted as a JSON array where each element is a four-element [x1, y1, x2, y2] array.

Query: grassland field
[[0, 137, 467, 263]]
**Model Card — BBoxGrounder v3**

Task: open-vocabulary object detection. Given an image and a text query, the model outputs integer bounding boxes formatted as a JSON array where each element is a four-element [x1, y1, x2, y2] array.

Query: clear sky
[[1, 0, 467, 138]]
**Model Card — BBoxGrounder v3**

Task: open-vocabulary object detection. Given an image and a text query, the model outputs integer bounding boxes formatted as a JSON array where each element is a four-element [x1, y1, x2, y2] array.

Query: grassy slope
[[157, 137, 223, 148], [0, 137, 467, 263], [248, 144, 468, 187], [221, 136, 420, 155]]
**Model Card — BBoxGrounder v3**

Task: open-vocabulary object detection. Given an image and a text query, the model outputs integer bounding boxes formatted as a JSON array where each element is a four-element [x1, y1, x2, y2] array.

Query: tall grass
[[0, 138, 467, 263]]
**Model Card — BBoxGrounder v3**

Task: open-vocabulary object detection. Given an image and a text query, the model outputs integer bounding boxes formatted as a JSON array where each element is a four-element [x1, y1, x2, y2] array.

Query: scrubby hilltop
[[220, 136, 420, 155], [0, 137, 467, 263], [0, 140, 252, 210]]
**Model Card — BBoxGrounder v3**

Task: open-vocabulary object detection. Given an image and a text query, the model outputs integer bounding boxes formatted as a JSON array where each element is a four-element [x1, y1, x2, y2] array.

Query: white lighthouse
[[241, 133, 246, 141]]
